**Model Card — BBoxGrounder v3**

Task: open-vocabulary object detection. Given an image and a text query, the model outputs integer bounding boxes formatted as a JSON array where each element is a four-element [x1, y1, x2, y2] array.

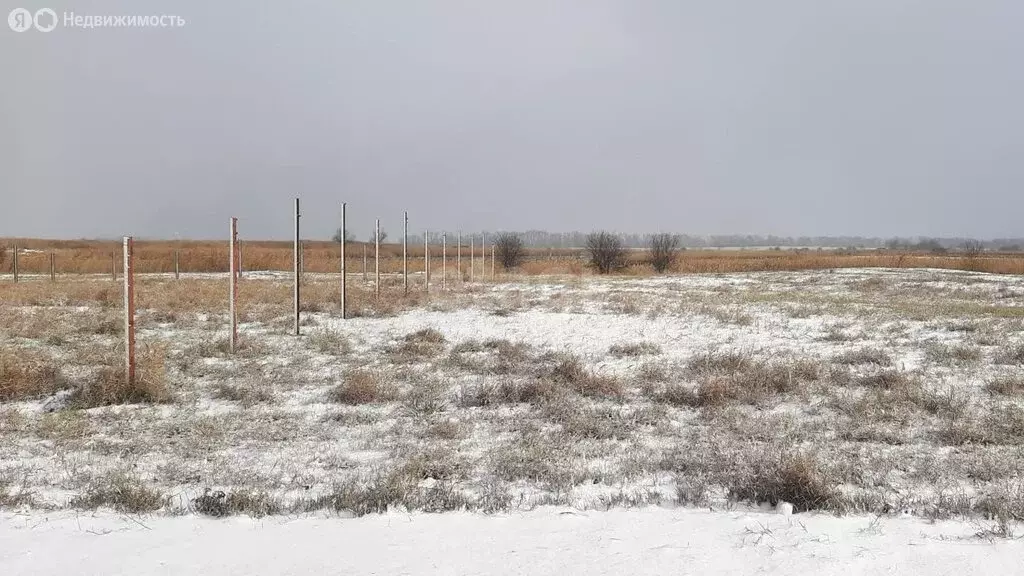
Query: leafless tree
[[494, 233, 525, 270], [586, 232, 626, 274], [960, 240, 984, 258], [648, 233, 680, 273]]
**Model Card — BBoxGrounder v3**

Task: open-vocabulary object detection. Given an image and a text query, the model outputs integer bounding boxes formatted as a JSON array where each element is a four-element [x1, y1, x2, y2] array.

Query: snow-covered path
[[2, 508, 1020, 576]]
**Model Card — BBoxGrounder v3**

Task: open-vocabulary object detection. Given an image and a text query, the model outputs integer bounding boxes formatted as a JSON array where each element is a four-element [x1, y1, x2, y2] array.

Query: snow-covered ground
[[4, 507, 1023, 576], [2, 267, 1023, 573]]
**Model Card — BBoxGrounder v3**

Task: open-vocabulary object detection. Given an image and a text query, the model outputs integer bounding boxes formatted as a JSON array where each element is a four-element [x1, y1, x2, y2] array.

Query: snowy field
[[2, 267, 1024, 573]]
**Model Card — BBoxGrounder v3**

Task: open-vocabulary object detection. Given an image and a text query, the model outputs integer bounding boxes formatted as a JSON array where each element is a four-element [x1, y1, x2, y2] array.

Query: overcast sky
[[2, 0, 1022, 240]]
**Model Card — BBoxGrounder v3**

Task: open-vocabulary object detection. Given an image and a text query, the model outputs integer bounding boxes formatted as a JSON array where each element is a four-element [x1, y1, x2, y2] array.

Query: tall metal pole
[[403, 211, 408, 295], [123, 237, 136, 387], [442, 233, 447, 291], [424, 230, 429, 292], [375, 218, 380, 298], [470, 236, 475, 283], [293, 198, 301, 336], [457, 231, 462, 282], [341, 203, 347, 319], [229, 217, 238, 353]]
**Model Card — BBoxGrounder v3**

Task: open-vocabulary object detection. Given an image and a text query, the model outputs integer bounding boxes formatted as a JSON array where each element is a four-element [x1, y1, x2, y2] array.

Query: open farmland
[[2, 266, 1023, 527]]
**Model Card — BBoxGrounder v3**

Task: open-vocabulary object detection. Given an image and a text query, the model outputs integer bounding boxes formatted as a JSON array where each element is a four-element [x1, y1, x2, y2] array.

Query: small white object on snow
[[776, 501, 794, 516]]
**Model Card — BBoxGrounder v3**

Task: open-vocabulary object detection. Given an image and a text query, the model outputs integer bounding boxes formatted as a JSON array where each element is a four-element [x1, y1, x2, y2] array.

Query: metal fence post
[[492, 244, 495, 279], [12, 244, 18, 283], [174, 250, 180, 279], [293, 198, 301, 336], [442, 233, 447, 291], [363, 245, 367, 282], [111, 250, 116, 281], [123, 237, 136, 386], [341, 202, 347, 319], [375, 218, 380, 298], [229, 217, 239, 353], [403, 211, 408, 295], [457, 231, 462, 282], [470, 236, 474, 283], [49, 252, 55, 282], [424, 230, 429, 292]]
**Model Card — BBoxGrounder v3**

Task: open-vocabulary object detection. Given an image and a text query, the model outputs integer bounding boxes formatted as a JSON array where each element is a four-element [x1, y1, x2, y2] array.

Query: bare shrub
[[542, 399, 632, 440], [392, 328, 447, 361], [686, 351, 751, 375], [72, 348, 173, 408], [585, 231, 626, 274], [213, 378, 275, 407], [458, 377, 554, 407], [994, 343, 1024, 365], [987, 376, 1024, 397], [609, 342, 662, 358], [193, 489, 281, 518], [0, 348, 66, 401], [331, 370, 394, 405], [494, 233, 525, 270], [308, 328, 352, 356], [832, 348, 893, 367], [549, 355, 624, 399], [925, 342, 982, 366], [71, 472, 164, 513], [650, 383, 699, 407], [686, 357, 821, 407], [648, 233, 681, 273], [855, 370, 913, 390], [726, 451, 839, 512], [402, 377, 448, 415]]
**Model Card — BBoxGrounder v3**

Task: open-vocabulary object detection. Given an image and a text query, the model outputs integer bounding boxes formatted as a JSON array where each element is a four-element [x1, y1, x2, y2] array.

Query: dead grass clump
[[402, 377, 449, 415], [0, 348, 67, 401], [542, 399, 632, 440], [994, 343, 1024, 365], [832, 348, 893, 367], [71, 472, 165, 513], [636, 361, 669, 383], [72, 349, 173, 408], [940, 405, 1024, 446], [458, 377, 555, 407], [925, 342, 983, 366], [608, 342, 662, 359], [691, 359, 822, 407], [193, 489, 282, 518], [855, 370, 914, 390], [213, 379, 275, 407], [330, 370, 394, 405], [549, 356, 624, 399], [650, 383, 700, 407], [686, 351, 751, 375], [986, 376, 1024, 397], [308, 328, 352, 356], [391, 328, 447, 361], [726, 451, 839, 512]]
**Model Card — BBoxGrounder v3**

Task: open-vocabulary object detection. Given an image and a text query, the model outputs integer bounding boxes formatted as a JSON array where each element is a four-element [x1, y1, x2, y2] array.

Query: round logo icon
[[34, 8, 57, 32], [8, 7, 32, 32]]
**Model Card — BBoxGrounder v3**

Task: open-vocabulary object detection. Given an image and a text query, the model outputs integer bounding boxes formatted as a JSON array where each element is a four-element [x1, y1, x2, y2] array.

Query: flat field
[[2, 267, 1024, 573]]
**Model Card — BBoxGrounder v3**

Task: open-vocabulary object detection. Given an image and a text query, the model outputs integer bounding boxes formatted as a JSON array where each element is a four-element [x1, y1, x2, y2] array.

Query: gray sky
[[2, 0, 1022, 240]]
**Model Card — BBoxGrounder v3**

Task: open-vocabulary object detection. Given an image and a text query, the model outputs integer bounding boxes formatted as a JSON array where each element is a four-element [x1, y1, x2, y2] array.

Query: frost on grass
[[4, 268, 1024, 520]]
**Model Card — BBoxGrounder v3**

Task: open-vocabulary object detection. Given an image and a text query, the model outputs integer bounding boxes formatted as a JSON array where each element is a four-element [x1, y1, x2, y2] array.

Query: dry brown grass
[[331, 369, 395, 405], [0, 348, 66, 401], [72, 346, 173, 408], [3, 238, 1023, 276]]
